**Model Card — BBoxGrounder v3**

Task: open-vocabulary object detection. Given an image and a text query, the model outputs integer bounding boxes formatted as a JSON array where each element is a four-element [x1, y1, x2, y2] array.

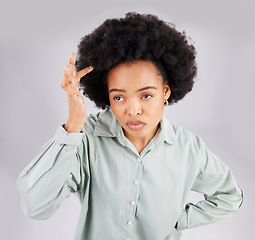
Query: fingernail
[[89, 66, 93, 69], [70, 53, 73, 59]]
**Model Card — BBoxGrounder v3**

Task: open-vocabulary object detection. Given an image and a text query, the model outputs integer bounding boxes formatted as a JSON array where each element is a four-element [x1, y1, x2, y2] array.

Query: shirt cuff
[[53, 124, 84, 146], [176, 209, 188, 231]]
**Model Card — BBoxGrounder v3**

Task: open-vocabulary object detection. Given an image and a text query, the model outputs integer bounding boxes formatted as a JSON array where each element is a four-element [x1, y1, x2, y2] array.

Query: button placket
[[128, 176, 138, 219], [125, 155, 143, 240], [134, 163, 143, 216], [133, 179, 139, 185]]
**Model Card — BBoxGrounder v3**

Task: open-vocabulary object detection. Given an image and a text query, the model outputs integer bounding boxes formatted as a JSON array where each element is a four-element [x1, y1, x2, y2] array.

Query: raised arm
[[16, 53, 93, 219]]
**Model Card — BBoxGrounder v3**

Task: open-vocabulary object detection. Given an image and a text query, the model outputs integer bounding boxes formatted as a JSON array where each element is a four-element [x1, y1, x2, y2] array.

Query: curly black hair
[[76, 12, 197, 109]]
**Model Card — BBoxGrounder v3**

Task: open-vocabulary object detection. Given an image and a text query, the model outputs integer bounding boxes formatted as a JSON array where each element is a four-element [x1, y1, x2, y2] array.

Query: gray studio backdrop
[[1, 0, 254, 239]]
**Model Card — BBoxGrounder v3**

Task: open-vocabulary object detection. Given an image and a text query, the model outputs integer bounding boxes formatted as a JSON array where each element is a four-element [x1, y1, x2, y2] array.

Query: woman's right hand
[[61, 53, 94, 133]]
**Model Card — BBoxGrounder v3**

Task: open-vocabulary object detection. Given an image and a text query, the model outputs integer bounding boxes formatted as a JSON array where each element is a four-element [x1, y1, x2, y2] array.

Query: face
[[107, 60, 171, 145]]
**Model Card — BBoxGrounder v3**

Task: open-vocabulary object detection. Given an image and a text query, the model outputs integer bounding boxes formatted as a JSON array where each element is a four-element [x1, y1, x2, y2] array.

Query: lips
[[126, 121, 146, 131]]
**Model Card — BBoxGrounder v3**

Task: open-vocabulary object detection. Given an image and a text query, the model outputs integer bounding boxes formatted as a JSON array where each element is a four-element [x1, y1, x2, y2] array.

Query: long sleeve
[[16, 125, 86, 220], [177, 137, 243, 230]]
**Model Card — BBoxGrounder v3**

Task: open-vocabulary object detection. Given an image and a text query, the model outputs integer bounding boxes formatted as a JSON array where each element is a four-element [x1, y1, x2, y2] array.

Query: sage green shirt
[[16, 108, 243, 240]]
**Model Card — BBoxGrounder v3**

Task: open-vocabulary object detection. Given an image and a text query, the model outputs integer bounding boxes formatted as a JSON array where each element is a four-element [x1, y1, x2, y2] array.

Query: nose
[[127, 100, 142, 116]]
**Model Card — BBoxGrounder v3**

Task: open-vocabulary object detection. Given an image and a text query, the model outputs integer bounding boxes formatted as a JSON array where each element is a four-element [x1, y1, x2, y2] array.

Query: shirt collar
[[93, 108, 118, 137], [93, 108, 175, 145]]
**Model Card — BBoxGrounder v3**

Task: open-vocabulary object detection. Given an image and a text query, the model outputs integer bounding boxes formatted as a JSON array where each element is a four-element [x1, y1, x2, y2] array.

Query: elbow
[[230, 185, 244, 212], [20, 204, 52, 220], [17, 179, 60, 220], [224, 185, 244, 213], [22, 207, 50, 220], [21, 204, 55, 220], [207, 185, 244, 215], [19, 197, 55, 220], [236, 186, 244, 210]]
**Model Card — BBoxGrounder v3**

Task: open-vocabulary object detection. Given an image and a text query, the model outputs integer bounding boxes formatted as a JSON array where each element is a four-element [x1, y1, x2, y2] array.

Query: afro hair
[[76, 12, 197, 109]]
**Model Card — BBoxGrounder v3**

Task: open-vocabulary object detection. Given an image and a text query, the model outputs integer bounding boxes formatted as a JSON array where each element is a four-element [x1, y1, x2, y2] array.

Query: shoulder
[[81, 111, 102, 135], [162, 117, 202, 151], [81, 108, 117, 137]]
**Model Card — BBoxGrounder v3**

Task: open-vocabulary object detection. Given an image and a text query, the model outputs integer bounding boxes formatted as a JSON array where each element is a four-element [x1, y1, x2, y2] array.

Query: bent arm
[[16, 125, 86, 220], [177, 138, 243, 230]]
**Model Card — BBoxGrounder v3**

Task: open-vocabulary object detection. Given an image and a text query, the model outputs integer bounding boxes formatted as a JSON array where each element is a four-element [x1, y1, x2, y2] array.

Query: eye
[[113, 96, 124, 102], [142, 94, 152, 99]]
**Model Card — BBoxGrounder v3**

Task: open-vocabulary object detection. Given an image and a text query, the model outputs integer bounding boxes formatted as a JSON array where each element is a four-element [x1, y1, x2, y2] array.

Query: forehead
[[107, 60, 163, 88]]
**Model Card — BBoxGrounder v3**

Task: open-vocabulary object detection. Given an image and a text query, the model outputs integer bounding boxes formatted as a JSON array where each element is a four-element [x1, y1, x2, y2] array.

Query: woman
[[16, 12, 243, 240]]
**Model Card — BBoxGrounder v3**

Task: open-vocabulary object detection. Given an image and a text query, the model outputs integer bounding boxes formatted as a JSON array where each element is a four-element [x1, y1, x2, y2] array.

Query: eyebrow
[[109, 86, 157, 93]]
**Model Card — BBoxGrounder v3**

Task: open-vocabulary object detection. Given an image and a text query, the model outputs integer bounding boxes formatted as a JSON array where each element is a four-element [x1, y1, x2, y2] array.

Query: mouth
[[126, 121, 146, 131]]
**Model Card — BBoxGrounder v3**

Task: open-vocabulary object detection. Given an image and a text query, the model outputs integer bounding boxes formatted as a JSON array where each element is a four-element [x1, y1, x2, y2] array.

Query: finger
[[70, 81, 81, 96], [63, 79, 80, 96], [63, 53, 76, 81], [69, 53, 76, 74], [61, 73, 79, 93], [61, 66, 69, 87], [68, 78, 79, 90], [64, 65, 72, 77], [62, 65, 72, 86], [74, 66, 94, 84]]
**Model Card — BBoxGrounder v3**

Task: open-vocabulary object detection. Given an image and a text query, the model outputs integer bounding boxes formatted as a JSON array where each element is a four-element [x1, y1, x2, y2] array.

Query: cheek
[[147, 97, 164, 109], [147, 98, 165, 116]]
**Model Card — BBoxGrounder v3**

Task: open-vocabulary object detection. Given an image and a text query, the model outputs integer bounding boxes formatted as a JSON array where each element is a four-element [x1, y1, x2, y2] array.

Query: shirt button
[[133, 180, 139, 185], [127, 221, 132, 225], [130, 201, 136, 205], [137, 157, 142, 162]]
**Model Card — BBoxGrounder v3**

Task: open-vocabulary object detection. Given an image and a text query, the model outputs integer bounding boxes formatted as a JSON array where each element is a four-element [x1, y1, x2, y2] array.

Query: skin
[[108, 60, 171, 154], [62, 53, 94, 133]]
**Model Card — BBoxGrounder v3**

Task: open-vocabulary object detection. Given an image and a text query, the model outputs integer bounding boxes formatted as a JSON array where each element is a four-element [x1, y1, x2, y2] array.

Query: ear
[[163, 84, 171, 99]]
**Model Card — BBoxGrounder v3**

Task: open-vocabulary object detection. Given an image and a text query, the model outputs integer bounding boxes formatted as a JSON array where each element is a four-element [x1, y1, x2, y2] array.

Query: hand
[[61, 53, 94, 132]]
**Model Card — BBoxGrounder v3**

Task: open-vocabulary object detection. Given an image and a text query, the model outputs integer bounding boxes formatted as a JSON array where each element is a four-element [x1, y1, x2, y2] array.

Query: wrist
[[63, 121, 84, 133]]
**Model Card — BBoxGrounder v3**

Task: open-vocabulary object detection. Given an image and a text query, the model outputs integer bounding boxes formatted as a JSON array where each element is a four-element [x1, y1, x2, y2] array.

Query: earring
[[164, 99, 168, 106]]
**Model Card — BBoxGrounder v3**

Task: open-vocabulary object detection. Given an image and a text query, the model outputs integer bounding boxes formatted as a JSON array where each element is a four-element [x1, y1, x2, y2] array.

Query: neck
[[123, 124, 160, 154]]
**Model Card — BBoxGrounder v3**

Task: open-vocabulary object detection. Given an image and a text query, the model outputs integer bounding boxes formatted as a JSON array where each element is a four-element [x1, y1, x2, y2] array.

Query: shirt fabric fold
[[16, 108, 243, 240]]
